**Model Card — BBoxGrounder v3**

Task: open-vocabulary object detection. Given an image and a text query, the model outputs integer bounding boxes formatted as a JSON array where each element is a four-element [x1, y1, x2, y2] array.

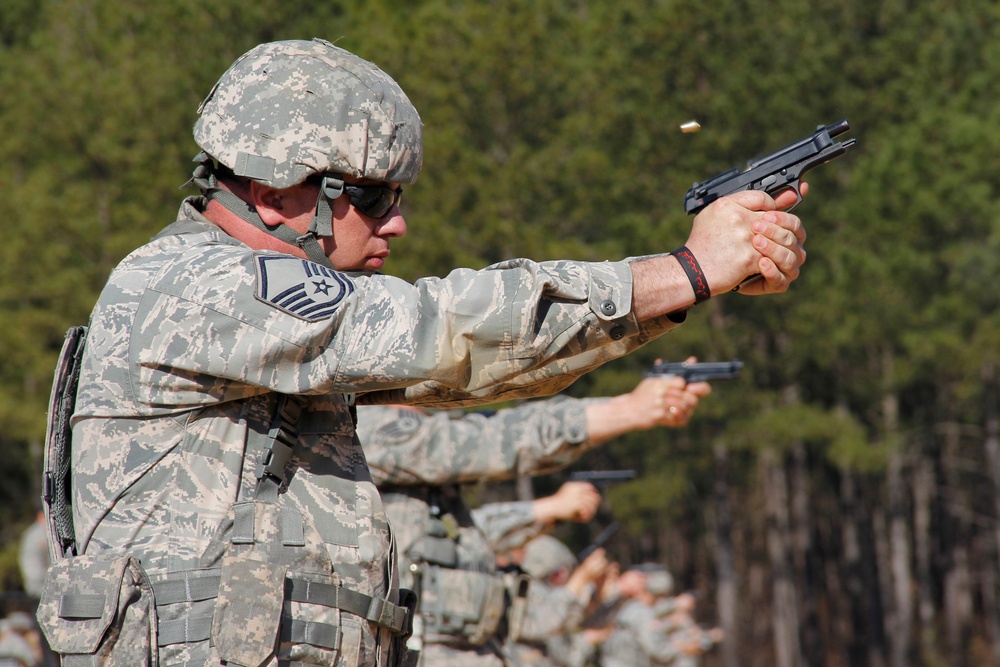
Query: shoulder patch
[[376, 409, 424, 444], [254, 254, 354, 321]]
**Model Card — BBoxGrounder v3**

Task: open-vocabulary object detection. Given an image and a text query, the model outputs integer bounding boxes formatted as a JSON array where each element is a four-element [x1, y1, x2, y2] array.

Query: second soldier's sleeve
[[358, 396, 602, 487]]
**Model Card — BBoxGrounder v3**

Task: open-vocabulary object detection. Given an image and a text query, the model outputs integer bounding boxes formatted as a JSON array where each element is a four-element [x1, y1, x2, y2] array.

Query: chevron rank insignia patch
[[377, 409, 424, 443], [254, 254, 354, 321]]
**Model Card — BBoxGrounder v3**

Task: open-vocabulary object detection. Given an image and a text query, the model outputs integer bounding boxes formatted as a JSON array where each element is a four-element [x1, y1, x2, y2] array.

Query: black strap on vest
[[253, 394, 302, 502], [42, 326, 88, 558]]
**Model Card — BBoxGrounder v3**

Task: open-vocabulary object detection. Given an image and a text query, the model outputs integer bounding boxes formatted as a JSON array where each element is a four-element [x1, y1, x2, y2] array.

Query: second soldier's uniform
[[358, 398, 612, 666]]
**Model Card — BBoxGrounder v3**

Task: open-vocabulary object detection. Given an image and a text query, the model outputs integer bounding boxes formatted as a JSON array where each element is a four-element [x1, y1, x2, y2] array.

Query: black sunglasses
[[319, 175, 403, 220], [342, 183, 403, 219]]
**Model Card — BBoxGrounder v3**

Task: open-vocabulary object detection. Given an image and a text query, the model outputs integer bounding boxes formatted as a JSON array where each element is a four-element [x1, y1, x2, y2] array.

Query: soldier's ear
[[249, 181, 288, 225]]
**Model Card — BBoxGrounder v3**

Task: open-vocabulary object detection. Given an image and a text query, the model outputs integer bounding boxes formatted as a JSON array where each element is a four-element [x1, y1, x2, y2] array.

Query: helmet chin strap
[[300, 175, 342, 266], [187, 152, 339, 270]]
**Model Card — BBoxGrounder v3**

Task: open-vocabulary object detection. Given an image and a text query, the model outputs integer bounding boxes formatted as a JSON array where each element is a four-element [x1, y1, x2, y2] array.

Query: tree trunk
[[976, 532, 1000, 667], [939, 423, 972, 667], [981, 362, 1000, 664], [840, 471, 888, 667], [763, 447, 803, 667], [942, 542, 972, 667], [790, 442, 824, 667], [886, 446, 913, 667], [911, 455, 938, 662], [713, 443, 740, 667], [878, 346, 914, 667]]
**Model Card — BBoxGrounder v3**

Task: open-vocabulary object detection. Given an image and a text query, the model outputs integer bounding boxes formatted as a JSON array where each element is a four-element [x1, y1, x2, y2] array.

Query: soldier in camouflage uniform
[[37, 36, 809, 667], [599, 566, 720, 667], [357, 374, 708, 666], [505, 535, 609, 667]]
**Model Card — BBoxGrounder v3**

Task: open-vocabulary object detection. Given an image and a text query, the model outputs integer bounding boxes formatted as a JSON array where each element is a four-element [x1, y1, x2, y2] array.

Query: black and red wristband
[[670, 246, 711, 304]]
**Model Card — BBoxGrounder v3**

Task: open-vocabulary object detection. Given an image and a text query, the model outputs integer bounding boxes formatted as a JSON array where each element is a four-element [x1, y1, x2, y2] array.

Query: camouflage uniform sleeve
[[468, 501, 542, 554], [134, 240, 681, 407], [357, 396, 604, 486], [355, 257, 685, 408], [380, 309, 681, 408]]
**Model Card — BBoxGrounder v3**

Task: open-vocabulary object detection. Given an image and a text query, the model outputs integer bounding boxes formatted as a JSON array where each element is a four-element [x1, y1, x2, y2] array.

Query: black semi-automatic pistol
[[684, 119, 856, 215], [647, 360, 744, 383], [568, 470, 638, 490]]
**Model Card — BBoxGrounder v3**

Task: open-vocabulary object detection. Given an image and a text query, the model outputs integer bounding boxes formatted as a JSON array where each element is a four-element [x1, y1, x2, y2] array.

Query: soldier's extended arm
[[471, 481, 601, 553], [360, 367, 713, 487]]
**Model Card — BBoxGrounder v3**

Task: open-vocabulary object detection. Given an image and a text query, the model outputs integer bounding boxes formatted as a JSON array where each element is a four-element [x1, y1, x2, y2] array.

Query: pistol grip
[[735, 274, 763, 292]]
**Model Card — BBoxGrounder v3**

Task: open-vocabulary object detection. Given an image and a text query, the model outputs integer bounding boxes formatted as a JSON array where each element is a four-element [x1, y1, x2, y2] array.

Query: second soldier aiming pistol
[[647, 360, 744, 384], [684, 119, 856, 215]]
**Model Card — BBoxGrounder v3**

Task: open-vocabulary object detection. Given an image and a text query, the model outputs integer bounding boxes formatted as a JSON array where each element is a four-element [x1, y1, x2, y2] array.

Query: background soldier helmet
[[643, 568, 675, 597], [521, 535, 579, 579], [194, 38, 423, 188]]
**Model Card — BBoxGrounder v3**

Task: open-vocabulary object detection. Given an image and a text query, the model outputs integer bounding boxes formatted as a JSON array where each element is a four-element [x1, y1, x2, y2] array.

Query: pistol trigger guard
[[772, 182, 803, 212], [786, 188, 804, 212]]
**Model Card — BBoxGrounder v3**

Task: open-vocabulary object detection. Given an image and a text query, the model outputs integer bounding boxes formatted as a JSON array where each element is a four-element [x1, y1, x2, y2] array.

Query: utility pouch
[[37, 552, 158, 666], [411, 536, 458, 568], [211, 553, 287, 667], [410, 515, 459, 567], [420, 567, 507, 646]]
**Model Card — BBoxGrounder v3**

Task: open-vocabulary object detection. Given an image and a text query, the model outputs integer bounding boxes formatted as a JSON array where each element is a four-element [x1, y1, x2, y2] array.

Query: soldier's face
[[618, 571, 647, 598], [323, 178, 407, 271], [242, 176, 407, 271]]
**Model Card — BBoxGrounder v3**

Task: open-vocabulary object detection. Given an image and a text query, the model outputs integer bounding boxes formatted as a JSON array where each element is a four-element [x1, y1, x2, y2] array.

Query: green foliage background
[[2, 1, 999, 664]]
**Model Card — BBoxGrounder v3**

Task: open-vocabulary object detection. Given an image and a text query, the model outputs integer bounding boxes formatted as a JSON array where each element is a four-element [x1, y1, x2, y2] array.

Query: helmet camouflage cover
[[521, 535, 578, 579], [644, 569, 674, 597], [194, 38, 423, 189]]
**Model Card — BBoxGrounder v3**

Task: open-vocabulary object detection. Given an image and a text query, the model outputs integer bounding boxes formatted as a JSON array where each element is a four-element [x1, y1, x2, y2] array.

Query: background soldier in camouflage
[[358, 374, 710, 666], [39, 37, 809, 667], [505, 535, 610, 667], [599, 566, 722, 667]]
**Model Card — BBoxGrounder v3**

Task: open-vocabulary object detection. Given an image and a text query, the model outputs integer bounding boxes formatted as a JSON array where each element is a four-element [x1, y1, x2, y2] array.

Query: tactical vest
[[381, 484, 529, 653], [38, 327, 416, 666]]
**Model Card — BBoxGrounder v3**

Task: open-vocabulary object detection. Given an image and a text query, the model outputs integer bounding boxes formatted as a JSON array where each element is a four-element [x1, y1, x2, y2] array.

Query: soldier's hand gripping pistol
[[684, 119, 856, 214]]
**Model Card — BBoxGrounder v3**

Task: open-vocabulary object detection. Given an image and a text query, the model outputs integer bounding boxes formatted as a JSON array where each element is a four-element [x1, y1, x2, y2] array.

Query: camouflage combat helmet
[[643, 567, 674, 597], [188, 38, 423, 268], [521, 535, 578, 579]]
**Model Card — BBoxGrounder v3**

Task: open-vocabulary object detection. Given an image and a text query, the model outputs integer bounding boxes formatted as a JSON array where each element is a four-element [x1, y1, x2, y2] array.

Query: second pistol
[[647, 360, 744, 383]]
